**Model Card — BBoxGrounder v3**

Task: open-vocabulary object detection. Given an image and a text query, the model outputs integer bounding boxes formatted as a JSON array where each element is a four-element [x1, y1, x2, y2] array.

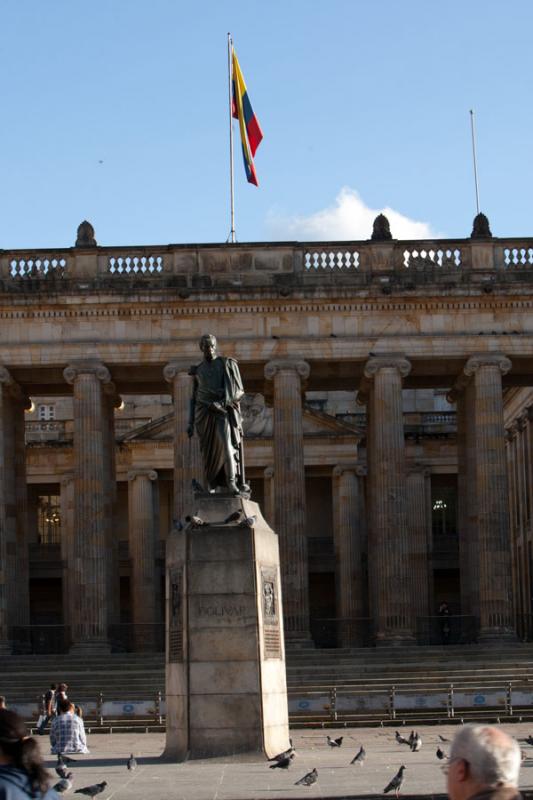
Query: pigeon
[[57, 755, 77, 766], [269, 743, 295, 762], [185, 515, 206, 528], [223, 510, 242, 524], [269, 754, 294, 769], [436, 747, 447, 760], [411, 733, 422, 752], [350, 745, 366, 765], [295, 768, 318, 786], [395, 731, 409, 745], [408, 731, 416, 746], [327, 735, 343, 747], [54, 779, 73, 794], [525, 736, 533, 746], [56, 765, 73, 780], [74, 783, 107, 797], [127, 754, 137, 771], [384, 765, 406, 797], [191, 479, 204, 493], [438, 735, 450, 743], [239, 515, 257, 528]]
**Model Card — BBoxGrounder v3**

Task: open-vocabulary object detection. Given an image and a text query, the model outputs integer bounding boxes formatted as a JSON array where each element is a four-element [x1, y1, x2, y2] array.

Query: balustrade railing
[[1, 236, 533, 284]]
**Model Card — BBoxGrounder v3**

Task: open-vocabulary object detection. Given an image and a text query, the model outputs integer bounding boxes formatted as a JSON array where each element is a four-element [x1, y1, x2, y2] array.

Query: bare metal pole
[[227, 33, 236, 244], [469, 109, 480, 215]]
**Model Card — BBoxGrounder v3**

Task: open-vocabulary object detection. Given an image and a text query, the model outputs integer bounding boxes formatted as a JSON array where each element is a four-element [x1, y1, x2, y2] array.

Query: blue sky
[[1, 1, 532, 248]]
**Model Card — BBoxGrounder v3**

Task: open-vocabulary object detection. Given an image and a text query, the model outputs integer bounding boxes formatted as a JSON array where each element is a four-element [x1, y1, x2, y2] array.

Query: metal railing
[[415, 615, 479, 645], [309, 615, 480, 648], [10, 625, 71, 654], [7, 624, 165, 654]]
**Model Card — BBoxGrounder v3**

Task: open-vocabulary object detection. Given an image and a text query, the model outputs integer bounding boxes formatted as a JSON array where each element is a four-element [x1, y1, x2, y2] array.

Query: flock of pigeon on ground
[[50, 730, 533, 796], [266, 729, 450, 795]]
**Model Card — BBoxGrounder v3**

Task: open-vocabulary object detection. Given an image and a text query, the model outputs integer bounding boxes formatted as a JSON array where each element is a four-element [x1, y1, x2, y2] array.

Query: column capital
[[63, 361, 111, 385], [363, 354, 411, 380], [264, 359, 310, 381], [332, 464, 359, 478], [463, 353, 512, 378], [128, 469, 158, 482], [0, 367, 29, 405], [358, 354, 410, 404], [60, 473, 75, 489], [450, 353, 512, 400], [163, 360, 196, 383]]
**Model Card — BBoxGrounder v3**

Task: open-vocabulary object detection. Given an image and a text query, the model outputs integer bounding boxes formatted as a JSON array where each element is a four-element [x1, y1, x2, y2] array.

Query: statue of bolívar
[[187, 334, 248, 495]]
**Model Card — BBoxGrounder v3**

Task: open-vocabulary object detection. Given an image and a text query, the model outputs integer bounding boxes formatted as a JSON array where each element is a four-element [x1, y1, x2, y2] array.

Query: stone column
[[0, 368, 31, 652], [60, 474, 75, 634], [360, 354, 414, 644], [264, 360, 310, 644], [463, 354, 515, 640], [13, 389, 31, 631], [63, 362, 114, 651], [128, 469, 159, 650], [332, 465, 366, 646], [263, 466, 275, 527], [103, 393, 121, 628], [406, 465, 432, 639], [164, 361, 202, 522]]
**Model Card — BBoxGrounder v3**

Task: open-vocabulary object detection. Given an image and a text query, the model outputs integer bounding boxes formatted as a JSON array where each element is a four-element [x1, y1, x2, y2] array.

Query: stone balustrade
[[1, 236, 533, 287]]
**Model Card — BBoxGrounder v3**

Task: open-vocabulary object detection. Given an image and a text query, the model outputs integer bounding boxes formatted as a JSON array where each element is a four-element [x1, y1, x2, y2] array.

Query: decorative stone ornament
[[471, 212, 492, 239], [75, 220, 97, 248], [371, 213, 393, 241]]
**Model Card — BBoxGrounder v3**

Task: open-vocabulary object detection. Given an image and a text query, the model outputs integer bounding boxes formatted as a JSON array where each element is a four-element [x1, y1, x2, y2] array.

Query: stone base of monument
[[164, 494, 290, 761]]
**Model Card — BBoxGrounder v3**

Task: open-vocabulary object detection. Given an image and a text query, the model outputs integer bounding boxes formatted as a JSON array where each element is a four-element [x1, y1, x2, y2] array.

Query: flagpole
[[227, 33, 236, 243], [469, 109, 480, 215]]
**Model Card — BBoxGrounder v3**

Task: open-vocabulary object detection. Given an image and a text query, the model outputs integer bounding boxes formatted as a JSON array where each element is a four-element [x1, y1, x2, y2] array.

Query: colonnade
[[0, 353, 518, 650]]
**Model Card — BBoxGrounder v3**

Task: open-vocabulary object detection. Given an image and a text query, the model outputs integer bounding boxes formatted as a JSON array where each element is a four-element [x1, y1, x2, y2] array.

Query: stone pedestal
[[164, 494, 290, 761]]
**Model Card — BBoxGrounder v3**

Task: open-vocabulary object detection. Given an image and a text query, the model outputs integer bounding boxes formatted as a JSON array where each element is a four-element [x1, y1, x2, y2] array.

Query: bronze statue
[[187, 334, 248, 495]]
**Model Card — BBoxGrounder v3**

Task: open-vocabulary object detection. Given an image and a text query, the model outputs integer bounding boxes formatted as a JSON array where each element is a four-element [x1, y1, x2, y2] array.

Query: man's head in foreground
[[447, 725, 521, 800]]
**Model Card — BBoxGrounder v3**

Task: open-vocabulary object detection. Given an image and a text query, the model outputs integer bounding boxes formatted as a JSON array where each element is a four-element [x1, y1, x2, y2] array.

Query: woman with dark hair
[[0, 710, 58, 799]]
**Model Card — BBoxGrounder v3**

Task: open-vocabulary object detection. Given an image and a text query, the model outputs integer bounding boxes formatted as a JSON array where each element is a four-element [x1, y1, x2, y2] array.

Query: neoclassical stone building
[[1, 215, 532, 652]]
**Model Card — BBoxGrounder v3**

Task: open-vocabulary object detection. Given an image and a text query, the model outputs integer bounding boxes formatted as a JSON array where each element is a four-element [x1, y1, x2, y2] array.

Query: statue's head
[[199, 334, 217, 361]]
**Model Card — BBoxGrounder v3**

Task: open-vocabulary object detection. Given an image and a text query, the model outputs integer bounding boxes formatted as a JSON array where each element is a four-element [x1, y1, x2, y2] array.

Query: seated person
[[49, 701, 89, 755]]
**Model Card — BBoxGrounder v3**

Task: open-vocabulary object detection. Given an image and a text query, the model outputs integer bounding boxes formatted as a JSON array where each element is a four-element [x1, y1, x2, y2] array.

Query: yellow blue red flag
[[231, 48, 263, 186]]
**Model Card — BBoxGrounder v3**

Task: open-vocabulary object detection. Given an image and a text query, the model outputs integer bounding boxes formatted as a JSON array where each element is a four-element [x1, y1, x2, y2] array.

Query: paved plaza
[[39, 723, 533, 800]]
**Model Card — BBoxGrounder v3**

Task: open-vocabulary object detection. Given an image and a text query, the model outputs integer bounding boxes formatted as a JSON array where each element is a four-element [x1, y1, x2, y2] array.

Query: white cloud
[[266, 187, 438, 241]]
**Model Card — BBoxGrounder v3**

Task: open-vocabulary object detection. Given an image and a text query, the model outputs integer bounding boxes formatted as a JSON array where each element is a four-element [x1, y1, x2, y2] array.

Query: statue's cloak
[[192, 356, 244, 489]]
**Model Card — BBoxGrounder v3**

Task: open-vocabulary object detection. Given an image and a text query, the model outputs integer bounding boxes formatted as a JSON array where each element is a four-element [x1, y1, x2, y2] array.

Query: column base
[[375, 632, 416, 647], [285, 636, 315, 650], [69, 640, 111, 654], [0, 641, 12, 655], [478, 626, 517, 643]]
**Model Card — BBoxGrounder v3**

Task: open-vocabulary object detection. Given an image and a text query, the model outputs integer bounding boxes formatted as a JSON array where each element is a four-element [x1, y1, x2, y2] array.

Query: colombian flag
[[232, 48, 263, 186]]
